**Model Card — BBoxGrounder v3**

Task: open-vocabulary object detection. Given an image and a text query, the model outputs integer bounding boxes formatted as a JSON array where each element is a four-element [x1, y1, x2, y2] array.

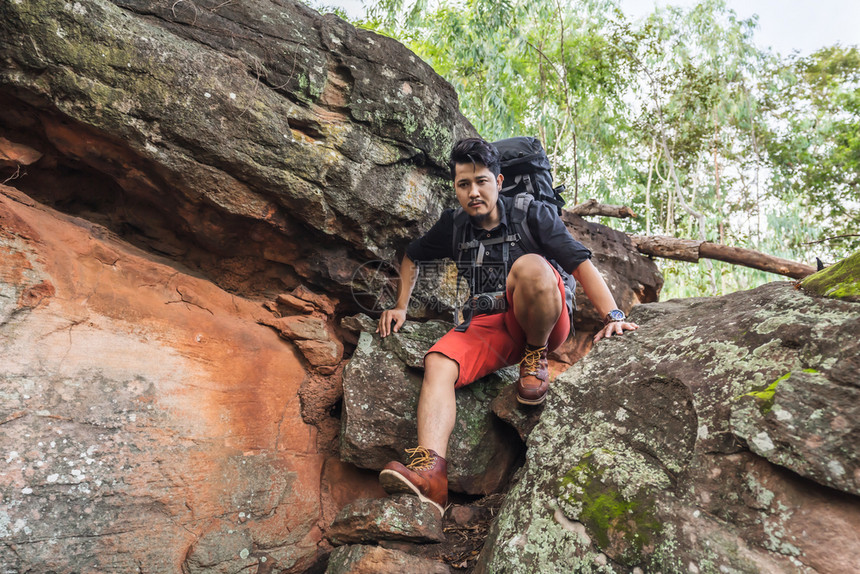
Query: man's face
[[453, 162, 503, 222]]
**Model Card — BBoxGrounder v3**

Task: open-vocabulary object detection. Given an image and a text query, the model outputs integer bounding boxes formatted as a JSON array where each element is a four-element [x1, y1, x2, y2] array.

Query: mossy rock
[[800, 251, 860, 302], [477, 282, 860, 573], [556, 451, 661, 565]]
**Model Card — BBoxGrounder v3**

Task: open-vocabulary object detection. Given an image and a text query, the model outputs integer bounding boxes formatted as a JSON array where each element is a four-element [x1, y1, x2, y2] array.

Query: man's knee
[[509, 255, 556, 292], [424, 352, 459, 385]]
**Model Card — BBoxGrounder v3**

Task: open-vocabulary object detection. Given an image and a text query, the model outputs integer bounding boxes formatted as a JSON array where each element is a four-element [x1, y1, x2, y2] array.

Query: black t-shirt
[[406, 195, 592, 294]]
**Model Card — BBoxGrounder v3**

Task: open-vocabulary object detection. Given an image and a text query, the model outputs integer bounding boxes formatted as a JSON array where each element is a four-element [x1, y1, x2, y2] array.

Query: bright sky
[[320, 0, 860, 57]]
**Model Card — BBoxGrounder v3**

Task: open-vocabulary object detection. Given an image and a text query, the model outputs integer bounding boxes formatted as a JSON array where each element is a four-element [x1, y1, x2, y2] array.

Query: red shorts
[[427, 262, 570, 388]]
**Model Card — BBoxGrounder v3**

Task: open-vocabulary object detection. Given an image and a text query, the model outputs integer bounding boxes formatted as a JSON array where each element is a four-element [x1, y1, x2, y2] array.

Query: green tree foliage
[[362, 0, 633, 204], [761, 46, 860, 258], [350, 0, 858, 298]]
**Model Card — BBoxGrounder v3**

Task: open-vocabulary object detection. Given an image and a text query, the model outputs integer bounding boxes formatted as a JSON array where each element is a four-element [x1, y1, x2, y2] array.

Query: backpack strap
[[452, 206, 522, 253], [500, 174, 537, 197], [451, 204, 519, 331], [451, 207, 471, 330], [451, 207, 469, 258], [511, 193, 540, 254]]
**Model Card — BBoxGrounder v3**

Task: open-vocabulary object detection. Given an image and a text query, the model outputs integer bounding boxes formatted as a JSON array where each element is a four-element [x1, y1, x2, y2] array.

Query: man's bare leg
[[417, 351, 459, 458], [507, 254, 562, 345], [379, 351, 457, 516]]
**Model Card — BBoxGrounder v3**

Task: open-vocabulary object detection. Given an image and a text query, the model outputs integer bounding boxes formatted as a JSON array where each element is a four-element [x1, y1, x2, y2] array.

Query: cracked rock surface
[[0, 0, 474, 303], [340, 319, 523, 495], [327, 494, 445, 546], [476, 282, 860, 573]]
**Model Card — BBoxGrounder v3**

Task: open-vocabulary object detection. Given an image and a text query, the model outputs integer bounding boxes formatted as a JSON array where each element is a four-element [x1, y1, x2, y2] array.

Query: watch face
[[608, 310, 625, 322]]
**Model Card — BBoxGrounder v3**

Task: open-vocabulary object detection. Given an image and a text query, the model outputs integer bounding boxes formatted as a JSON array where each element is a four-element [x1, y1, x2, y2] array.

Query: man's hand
[[377, 308, 407, 338], [593, 321, 638, 343]]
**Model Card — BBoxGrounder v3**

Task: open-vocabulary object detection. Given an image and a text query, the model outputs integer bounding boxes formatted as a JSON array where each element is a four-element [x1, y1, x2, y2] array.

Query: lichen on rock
[[477, 281, 860, 573]]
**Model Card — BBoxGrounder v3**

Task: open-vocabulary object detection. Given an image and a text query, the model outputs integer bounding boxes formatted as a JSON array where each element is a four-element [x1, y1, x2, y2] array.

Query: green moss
[[556, 452, 661, 565], [736, 372, 789, 414], [800, 251, 860, 302]]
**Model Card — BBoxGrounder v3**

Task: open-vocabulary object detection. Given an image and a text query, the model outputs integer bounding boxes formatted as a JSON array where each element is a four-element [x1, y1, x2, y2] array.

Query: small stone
[[448, 504, 489, 526], [341, 313, 376, 334], [292, 285, 336, 315], [265, 315, 330, 342], [0, 136, 43, 166], [296, 339, 342, 367], [275, 293, 315, 315], [326, 545, 452, 574], [328, 495, 444, 545]]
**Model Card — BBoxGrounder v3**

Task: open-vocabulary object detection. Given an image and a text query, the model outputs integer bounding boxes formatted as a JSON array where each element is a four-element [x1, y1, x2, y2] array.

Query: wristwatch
[[603, 309, 626, 325]]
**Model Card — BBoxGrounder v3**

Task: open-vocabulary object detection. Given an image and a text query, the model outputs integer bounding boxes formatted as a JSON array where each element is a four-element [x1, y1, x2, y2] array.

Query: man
[[376, 137, 638, 517]]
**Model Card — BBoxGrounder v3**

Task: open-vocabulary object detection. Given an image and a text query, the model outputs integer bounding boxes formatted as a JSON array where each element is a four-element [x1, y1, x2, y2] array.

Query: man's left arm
[[572, 259, 639, 343]]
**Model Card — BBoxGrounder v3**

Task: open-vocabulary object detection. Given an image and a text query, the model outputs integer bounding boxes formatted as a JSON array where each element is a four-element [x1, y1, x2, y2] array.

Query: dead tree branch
[[630, 235, 816, 279], [565, 199, 637, 219]]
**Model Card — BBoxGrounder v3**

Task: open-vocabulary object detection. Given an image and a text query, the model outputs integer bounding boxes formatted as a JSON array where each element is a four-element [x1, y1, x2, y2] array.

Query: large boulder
[[0, 1, 476, 570], [476, 281, 860, 573], [0, 0, 474, 301], [0, 0, 664, 571], [0, 187, 350, 572], [340, 317, 523, 494]]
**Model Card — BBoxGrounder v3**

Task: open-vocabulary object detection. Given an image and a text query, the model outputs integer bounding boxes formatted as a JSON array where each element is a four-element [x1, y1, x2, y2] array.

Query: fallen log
[[566, 199, 637, 219], [630, 235, 816, 279]]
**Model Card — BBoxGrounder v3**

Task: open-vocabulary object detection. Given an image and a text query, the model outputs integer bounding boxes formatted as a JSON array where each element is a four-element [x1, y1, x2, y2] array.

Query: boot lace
[[520, 345, 547, 375], [404, 446, 436, 471]]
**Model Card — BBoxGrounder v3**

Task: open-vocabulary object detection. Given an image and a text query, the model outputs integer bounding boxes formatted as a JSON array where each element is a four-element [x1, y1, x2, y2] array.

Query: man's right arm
[[377, 254, 419, 338]]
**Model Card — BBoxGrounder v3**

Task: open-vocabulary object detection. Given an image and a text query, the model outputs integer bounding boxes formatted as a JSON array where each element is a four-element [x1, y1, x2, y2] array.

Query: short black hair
[[449, 137, 501, 180]]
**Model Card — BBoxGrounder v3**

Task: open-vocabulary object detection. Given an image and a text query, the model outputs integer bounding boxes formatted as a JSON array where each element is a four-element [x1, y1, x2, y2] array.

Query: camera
[[464, 290, 507, 318]]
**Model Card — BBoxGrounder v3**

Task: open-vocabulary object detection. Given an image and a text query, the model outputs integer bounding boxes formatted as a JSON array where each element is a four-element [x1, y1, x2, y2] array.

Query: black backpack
[[495, 136, 566, 215], [450, 137, 576, 332]]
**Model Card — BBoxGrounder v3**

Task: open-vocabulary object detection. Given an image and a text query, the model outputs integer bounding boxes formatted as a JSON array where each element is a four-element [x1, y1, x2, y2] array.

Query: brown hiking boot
[[517, 344, 549, 405], [379, 447, 448, 518]]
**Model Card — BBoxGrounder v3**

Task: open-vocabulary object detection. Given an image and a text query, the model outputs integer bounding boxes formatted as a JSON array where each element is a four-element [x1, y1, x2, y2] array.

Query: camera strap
[[454, 233, 515, 332]]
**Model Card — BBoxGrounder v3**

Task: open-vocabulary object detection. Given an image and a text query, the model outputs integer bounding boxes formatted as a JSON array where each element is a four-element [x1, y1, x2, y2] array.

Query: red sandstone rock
[[266, 315, 331, 341], [319, 457, 388, 529], [0, 136, 43, 166], [276, 293, 316, 315], [293, 284, 337, 315], [0, 187, 328, 573], [296, 339, 343, 367]]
